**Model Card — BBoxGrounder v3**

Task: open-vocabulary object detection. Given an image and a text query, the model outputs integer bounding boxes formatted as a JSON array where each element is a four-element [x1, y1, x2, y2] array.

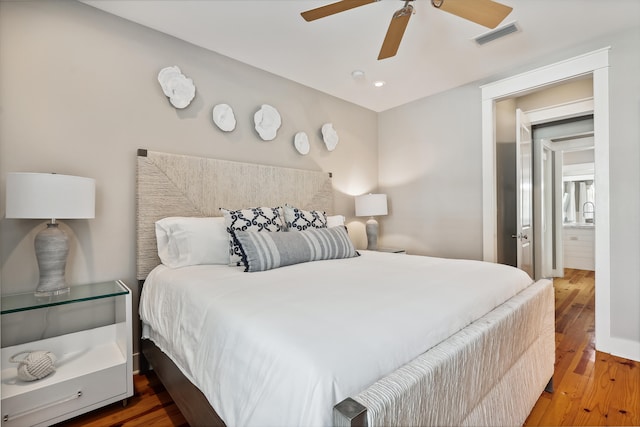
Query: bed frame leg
[[545, 377, 554, 393], [334, 398, 368, 427]]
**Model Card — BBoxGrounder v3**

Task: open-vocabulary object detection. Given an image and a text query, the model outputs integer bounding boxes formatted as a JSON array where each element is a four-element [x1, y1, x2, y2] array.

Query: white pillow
[[326, 215, 346, 228], [155, 217, 229, 268]]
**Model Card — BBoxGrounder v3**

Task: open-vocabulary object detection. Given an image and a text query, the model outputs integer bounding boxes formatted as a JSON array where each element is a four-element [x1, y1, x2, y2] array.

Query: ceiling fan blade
[[378, 4, 413, 60], [301, 0, 376, 22], [433, 0, 513, 29]]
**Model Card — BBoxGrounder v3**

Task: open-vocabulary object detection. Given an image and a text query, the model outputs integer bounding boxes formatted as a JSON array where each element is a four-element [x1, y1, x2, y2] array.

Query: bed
[[136, 149, 555, 427]]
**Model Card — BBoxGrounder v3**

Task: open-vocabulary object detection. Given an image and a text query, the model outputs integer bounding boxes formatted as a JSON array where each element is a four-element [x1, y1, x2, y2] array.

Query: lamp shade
[[355, 193, 388, 217], [6, 172, 95, 220]]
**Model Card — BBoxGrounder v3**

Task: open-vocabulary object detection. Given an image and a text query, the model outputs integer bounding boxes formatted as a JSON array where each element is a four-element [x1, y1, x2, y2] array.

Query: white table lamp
[[355, 193, 388, 250], [6, 172, 96, 296]]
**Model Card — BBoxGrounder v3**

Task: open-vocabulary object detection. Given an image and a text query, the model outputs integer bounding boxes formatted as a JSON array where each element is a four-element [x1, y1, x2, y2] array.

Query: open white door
[[534, 139, 551, 280], [552, 148, 565, 277], [535, 139, 564, 279], [515, 109, 534, 278]]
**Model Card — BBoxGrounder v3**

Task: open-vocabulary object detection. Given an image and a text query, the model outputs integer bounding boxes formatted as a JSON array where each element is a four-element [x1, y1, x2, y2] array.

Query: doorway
[[533, 116, 595, 279], [494, 88, 594, 279], [480, 48, 612, 355]]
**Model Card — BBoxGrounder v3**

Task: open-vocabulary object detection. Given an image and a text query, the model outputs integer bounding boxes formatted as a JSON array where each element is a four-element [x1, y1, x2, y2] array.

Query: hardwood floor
[[58, 268, 638, 426], [525, 269, 639, 426], [56, 373, 187, 427]]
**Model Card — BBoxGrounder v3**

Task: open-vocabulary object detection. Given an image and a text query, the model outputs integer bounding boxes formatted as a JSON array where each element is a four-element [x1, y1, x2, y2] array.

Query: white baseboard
[[601, 336, 640, 362]]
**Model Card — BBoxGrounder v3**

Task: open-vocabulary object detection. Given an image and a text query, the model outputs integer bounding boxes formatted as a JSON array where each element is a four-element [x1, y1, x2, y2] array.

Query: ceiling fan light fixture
[[301, 0, 515, 60], [394, 2, 414, 19]]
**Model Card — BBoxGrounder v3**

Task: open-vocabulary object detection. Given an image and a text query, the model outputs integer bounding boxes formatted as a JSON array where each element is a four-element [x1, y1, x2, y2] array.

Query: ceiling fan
[[301, 0, 513, 60]]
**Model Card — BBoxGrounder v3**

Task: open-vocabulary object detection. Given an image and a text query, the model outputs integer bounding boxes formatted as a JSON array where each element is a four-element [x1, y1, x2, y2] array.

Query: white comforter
[[139, 251, 533, 427]]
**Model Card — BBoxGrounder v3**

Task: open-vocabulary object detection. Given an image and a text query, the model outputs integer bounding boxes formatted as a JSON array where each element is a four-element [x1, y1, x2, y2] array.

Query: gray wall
[[0, 1, 377, 352], [378, 84, 483, 259], [379, 26, 640, 349]]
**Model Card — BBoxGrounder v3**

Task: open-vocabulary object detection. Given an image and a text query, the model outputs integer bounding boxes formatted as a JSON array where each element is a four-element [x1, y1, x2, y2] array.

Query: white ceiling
[[83, 0, 639, 112]]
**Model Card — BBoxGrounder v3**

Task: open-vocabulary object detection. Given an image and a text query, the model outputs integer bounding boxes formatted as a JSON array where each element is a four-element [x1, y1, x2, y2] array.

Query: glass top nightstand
[[1, 280, 129, 315], [1, 279, 133, 426]]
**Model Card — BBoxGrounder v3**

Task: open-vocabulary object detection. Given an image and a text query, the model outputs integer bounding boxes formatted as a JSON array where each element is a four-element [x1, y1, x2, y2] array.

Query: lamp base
[[34, 223, 70, 297], [365, 217, 379, 250], [34, 286, 70, 298]]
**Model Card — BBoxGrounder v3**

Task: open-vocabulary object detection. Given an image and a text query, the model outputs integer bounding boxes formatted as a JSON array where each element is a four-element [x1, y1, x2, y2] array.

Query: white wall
[[0, 1, 377, 352], [606, 27, 640, 347], [379, 27, 640, 354]]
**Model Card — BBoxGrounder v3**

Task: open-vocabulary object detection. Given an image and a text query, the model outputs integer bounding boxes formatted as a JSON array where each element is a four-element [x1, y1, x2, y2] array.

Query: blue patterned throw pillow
[[220, 207, 285, 266], [283, 204, 327, 231], [234, 226, 358, 272]]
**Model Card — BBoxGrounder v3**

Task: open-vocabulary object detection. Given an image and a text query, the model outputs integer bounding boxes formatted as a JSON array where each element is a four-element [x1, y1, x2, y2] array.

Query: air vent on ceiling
[[474, 22, 519, 45]]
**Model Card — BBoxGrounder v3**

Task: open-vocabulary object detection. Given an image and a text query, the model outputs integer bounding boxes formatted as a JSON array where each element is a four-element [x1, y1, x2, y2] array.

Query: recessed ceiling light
[[351, 70, 365, 79], [373, 80, 386, 88]]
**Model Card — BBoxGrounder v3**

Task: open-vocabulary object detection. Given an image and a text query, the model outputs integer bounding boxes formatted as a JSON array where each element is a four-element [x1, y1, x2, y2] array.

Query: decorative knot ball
[[10, 350, 57, 381]]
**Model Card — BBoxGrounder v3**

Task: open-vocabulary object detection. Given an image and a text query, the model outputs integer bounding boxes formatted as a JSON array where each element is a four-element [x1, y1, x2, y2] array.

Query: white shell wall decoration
[[157, 66, 196, 109], [212, 104, 236, 132], [254, 104, 281, 141], [294, 132, 310, 155], [321, 123, 339, 151]]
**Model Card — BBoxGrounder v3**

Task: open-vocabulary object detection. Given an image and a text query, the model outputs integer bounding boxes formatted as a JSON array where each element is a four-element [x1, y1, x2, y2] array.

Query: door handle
[[511, 233, 529, 240]]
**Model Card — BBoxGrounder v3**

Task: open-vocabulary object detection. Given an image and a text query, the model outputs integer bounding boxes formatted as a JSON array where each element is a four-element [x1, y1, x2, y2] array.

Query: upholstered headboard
[[136, 149, 334, 280]]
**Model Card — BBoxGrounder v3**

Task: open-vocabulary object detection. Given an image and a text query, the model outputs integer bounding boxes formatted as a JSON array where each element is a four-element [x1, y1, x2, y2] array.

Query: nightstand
[[376, 247, 406, 254], [1, 280, 133, 426]]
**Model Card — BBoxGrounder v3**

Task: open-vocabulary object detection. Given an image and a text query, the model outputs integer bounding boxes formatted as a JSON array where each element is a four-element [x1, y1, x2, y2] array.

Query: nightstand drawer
[[2, 363, 126, 427]]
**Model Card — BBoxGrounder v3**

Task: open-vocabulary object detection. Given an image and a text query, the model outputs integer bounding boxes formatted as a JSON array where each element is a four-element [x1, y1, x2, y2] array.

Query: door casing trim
[[480, 48, 615, 356]]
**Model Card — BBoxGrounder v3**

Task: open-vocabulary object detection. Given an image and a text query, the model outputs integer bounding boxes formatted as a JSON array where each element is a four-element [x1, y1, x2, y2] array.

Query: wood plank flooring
[[524, 269, 639, 426], [55, 371, 188, 426], [58, 268, 638, 426]]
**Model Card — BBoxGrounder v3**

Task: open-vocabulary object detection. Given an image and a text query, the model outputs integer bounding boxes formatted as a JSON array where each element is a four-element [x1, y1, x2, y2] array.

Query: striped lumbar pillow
[[234, 226, 358, 272]]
